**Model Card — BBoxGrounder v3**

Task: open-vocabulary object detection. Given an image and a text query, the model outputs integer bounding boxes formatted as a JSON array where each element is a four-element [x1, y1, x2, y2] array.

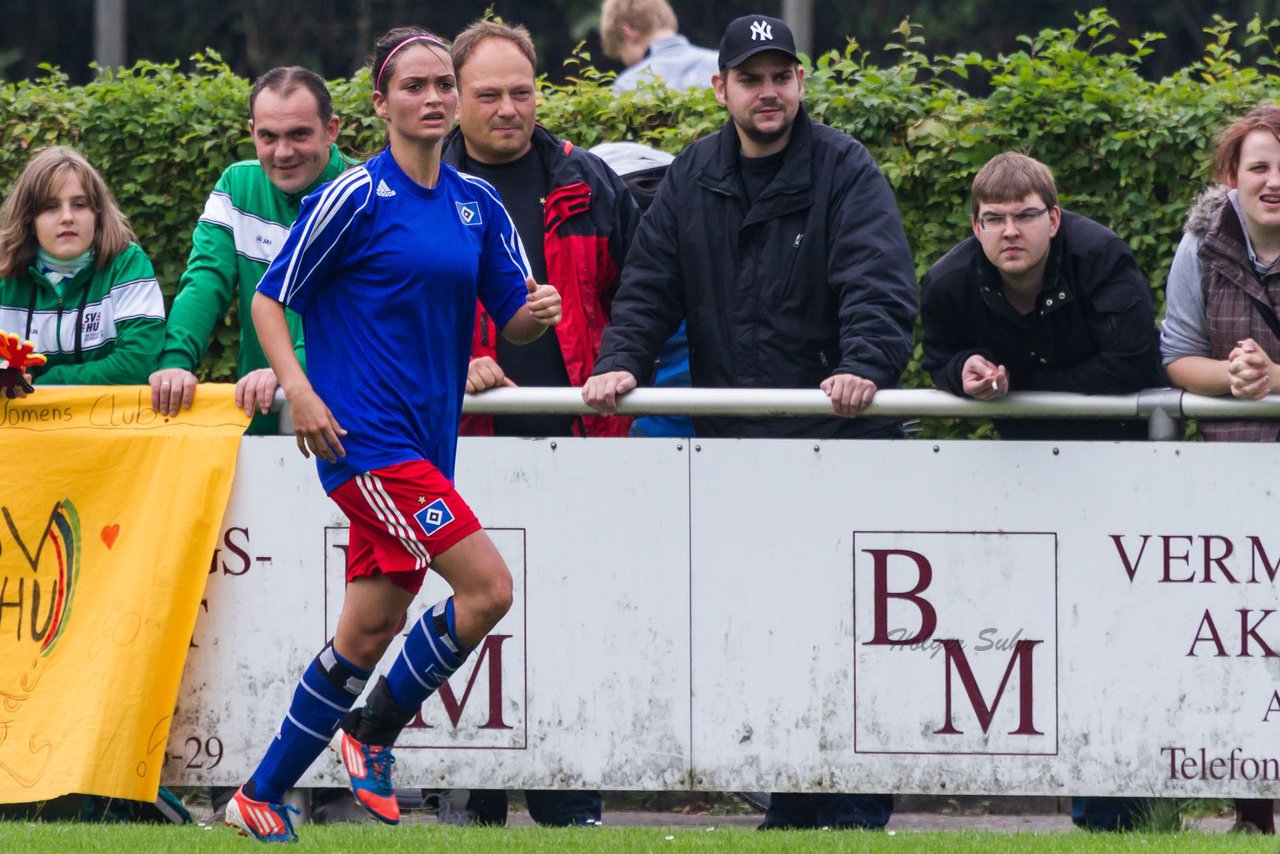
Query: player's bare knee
[[467, 562, 512, 628], [488, 568, 513, 618], [343, 616, 401, 663]]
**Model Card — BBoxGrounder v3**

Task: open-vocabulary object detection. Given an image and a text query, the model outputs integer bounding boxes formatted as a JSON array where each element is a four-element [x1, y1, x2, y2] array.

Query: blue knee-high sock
[[384, 597, 469, 711], [248, 641, 371, 804]]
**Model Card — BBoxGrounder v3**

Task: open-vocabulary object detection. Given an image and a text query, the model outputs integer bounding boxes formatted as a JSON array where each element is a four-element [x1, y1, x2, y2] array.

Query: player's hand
[[582, 370, 637, 415], [1227, 338, 1273, 400], [286, 386, 347, 462], [466, 356, 515, 393], [820, 372, 877, 417], [235, 368, 280, 416], [525, 277, 561, 326], [150, 368, 199, 415], [961, 355, 1008, 400]]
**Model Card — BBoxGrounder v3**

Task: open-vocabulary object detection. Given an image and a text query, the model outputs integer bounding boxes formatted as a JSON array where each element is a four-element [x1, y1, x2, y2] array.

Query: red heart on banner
[[101, 524, 120, 549]]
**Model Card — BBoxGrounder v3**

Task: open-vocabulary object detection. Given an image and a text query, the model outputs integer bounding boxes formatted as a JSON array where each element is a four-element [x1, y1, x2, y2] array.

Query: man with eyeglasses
[[921, 151, 1163, 444], [922, 152, 1160, 831]]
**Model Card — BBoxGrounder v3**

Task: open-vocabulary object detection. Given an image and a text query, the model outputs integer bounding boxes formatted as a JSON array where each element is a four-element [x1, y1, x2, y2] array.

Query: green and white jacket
[[161, 146, 352, 368], [0, 242, 165, 385], [159, 145, 352, 432]]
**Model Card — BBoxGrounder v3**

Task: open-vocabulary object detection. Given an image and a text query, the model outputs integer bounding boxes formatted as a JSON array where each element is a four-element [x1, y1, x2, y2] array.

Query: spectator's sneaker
[[223, 786, 299, 843], [340, 730, 400, 824]]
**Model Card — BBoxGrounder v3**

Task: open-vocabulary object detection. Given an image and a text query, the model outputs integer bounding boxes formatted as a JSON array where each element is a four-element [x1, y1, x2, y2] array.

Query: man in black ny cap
[[584, 14, 914, 829]]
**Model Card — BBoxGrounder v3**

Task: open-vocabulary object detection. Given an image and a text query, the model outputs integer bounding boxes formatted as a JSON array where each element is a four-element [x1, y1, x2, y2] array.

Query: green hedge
[[3, 11, 1279, 434]]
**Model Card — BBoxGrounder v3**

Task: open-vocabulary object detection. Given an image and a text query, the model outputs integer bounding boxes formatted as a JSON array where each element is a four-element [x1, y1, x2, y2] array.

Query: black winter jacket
[[593, 108, 917, 439], [920, 210, 1163, 440]]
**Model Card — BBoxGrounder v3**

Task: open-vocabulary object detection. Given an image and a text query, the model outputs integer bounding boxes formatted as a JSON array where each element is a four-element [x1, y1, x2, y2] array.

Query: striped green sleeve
[[158, 174, 241, 372]]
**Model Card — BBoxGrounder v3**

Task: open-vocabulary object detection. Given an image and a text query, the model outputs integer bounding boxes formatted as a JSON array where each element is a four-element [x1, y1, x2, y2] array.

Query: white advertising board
[[164, 437, 1280, 797]]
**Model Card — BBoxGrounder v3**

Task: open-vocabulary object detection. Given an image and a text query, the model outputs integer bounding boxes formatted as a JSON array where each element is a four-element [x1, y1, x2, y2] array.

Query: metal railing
[[273, 387, 1280, 441]]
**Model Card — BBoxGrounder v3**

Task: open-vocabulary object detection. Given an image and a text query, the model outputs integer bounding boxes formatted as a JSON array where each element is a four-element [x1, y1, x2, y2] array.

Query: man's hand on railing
[[150, 368, 199, 415], [466, 357, 515, 394], [235, 368, 281, 417], [820, 372, 877, 417], [582, 370, 638, 416]]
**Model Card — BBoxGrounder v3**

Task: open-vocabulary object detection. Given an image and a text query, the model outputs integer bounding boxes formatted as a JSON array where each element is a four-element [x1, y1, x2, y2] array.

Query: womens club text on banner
[[0, 386, 248, 803]]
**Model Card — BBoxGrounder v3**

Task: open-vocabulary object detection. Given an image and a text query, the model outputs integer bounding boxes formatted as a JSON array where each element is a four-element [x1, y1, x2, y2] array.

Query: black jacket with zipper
[[920, 210, 1163, 440], [593, 107, 917, 439]]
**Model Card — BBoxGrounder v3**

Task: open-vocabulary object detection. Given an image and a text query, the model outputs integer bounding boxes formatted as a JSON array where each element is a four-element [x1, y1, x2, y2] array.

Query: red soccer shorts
[[329, 459, 481, 594]]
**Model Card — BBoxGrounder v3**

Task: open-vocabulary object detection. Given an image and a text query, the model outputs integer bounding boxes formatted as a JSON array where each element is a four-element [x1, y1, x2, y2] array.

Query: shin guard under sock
[[343, 598, 470, 746]]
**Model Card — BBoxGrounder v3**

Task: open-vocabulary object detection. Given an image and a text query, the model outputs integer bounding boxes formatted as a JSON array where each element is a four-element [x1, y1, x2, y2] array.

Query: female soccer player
[[0, 146, 164, 390], [225, 27, 561, 843]]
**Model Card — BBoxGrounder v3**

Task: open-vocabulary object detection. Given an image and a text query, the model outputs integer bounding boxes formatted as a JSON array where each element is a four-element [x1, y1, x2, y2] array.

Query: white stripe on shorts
[[355, 473, 430, 570], [366, 474, 433, 567]]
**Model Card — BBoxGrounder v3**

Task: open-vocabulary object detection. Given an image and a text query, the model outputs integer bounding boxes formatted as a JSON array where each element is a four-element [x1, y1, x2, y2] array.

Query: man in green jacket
[[149, 65, 348, 433]]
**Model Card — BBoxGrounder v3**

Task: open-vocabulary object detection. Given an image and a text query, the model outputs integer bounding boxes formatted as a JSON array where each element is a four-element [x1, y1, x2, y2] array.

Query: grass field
[[2, 824, 1278, 853]]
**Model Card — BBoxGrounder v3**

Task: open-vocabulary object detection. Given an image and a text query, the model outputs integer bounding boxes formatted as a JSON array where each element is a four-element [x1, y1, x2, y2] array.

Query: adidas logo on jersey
[[376, 179, 396, 198]]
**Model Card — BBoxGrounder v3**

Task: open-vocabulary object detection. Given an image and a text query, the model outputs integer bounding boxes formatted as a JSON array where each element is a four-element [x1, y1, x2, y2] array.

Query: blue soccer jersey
[[257, 148, 531, 492]]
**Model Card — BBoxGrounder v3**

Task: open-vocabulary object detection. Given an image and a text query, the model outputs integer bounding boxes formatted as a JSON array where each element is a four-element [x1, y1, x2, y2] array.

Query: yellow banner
[[0, 386, 248, 803]]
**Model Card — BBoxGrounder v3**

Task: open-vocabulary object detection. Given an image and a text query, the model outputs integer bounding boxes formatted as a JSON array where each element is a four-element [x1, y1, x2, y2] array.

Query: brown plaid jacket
[[1199, 200, 1280, 442]]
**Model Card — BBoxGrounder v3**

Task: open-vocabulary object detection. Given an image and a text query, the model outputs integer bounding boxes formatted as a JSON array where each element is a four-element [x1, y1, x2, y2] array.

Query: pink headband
[[375, 34, 447, 90]]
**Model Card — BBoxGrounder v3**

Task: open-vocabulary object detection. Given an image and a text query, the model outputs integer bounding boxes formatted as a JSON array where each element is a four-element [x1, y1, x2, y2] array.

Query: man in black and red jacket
[[446, 20, 640, 442], [436, 18, 641, 827]]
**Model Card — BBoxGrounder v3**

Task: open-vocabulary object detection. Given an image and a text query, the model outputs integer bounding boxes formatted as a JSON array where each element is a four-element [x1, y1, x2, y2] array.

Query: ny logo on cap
[[750, 19, 773, 41]]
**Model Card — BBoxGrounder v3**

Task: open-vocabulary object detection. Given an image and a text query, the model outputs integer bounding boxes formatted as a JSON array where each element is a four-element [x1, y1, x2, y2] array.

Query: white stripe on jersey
[[459, 173, 533, 278], [308, 170, 371, 248], [277, 168, 372, 304], [355, 473, 430, 569], [279, 169, 370, 302], [0, 277, 164, 354], [199, 191, 292, 264], [199, 190, 236, 229], [110, 276, 166, 321]]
